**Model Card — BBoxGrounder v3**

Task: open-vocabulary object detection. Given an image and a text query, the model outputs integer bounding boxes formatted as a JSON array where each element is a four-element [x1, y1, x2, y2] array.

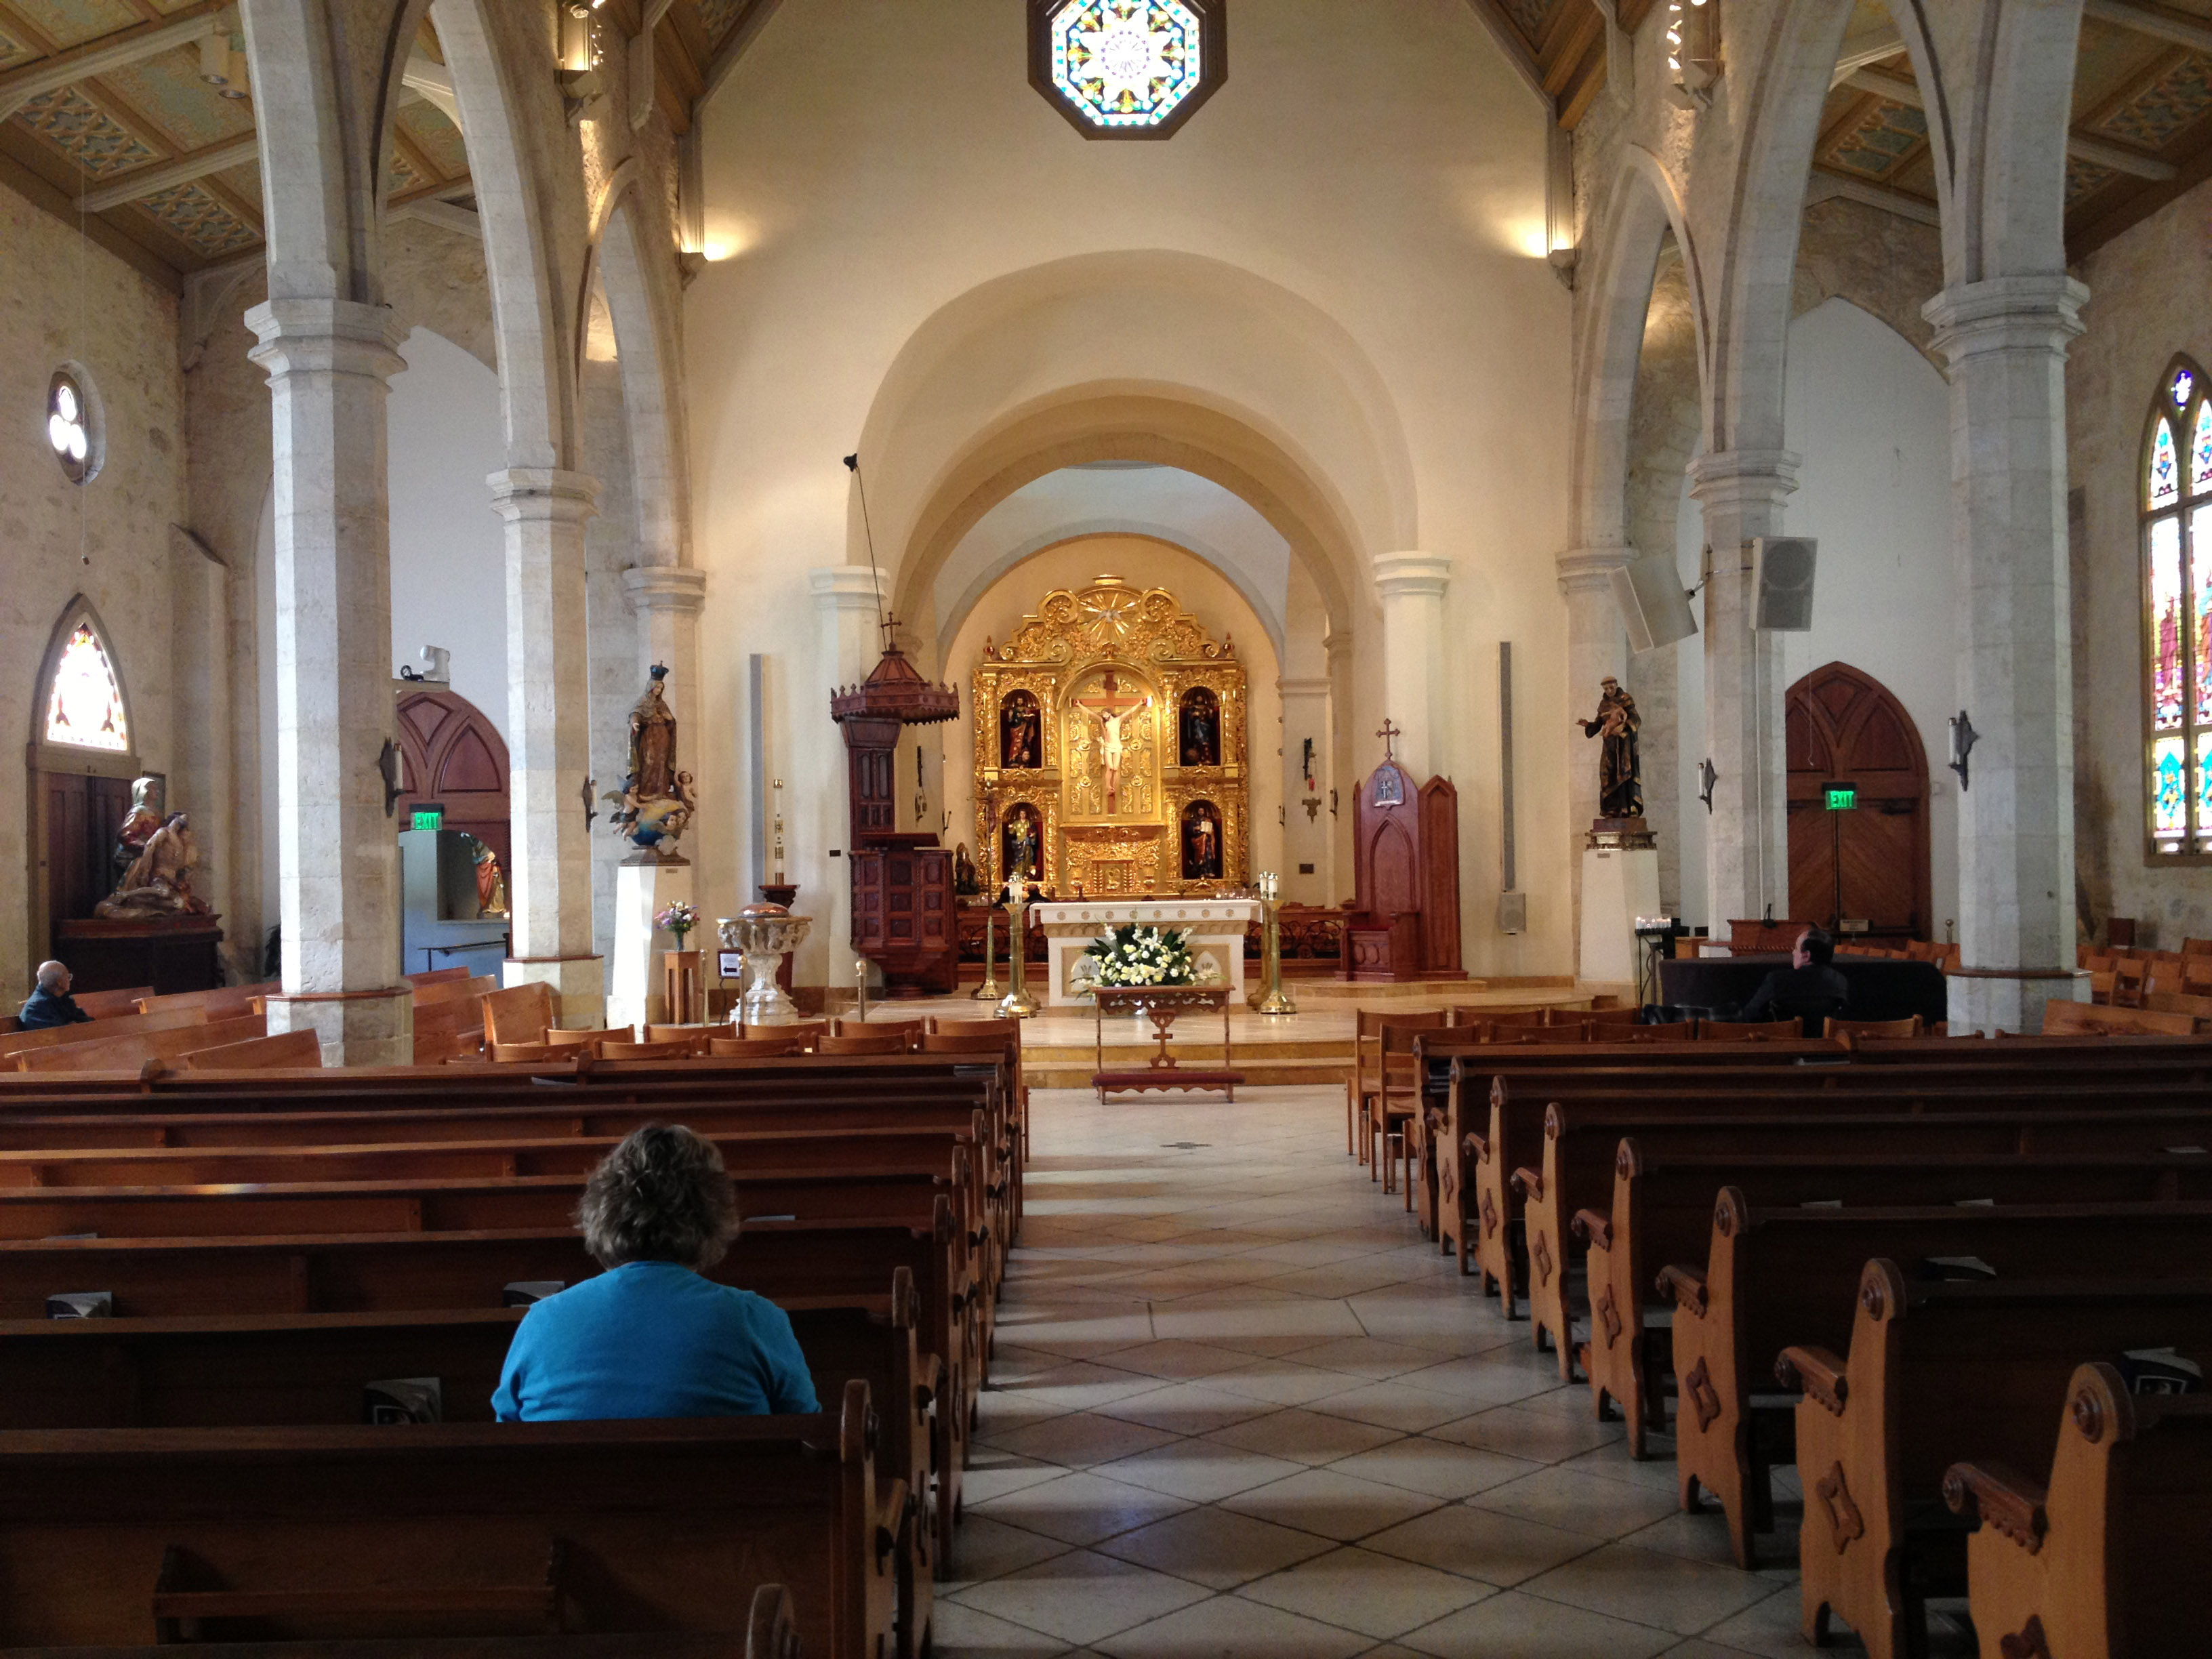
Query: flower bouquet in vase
[[655, 901, 700, 944], [1078, 923, 1223, 1011]]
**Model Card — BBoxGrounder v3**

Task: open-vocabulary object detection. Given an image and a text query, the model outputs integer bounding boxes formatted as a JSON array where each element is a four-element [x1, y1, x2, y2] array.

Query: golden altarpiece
[[972, 577, 1248, 897]]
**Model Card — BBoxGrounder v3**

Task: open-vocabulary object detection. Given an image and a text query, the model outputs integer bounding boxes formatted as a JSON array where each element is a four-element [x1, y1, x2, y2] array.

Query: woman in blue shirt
[[493, 1124, 820, 1420]]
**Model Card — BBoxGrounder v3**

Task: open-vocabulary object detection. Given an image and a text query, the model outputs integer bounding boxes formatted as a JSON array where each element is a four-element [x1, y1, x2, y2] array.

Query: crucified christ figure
[[1071, 671, 1153, 815]]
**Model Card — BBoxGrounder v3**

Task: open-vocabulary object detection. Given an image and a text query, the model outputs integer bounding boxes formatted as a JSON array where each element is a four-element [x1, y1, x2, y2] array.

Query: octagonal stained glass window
[[1030, 0, 1225, 140]]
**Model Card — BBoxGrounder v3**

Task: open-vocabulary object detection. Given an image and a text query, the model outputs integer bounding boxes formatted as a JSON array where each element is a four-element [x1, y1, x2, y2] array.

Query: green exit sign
[[1825, 785, 1858, 812], [411, 807, 443, 832]]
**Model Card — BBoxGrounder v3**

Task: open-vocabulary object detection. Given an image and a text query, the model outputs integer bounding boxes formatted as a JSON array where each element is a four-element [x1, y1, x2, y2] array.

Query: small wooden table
[[1090, 985, 1244, 1103]]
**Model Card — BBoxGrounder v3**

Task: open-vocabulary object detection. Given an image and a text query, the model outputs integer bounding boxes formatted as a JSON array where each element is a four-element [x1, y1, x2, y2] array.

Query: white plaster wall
[[689, 0, 1572, 984], [387, 328, 511, 737], [1673, 298, 1958, 937], [0, 179, 186, 1000]]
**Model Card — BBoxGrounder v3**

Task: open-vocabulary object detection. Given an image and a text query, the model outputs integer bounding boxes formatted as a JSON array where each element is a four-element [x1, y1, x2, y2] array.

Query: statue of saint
[[1180, 690, 1221, 767], [468, 837, 509, 918], [112, 774, 165, 888], [96, 812, 211, 918], [1003, 806, 1041, 882], [1183, 804, 1223, 880], [1000, 692, 1041, 770], [1576, 676, 1644, 819], [626, 665, 678, 802]]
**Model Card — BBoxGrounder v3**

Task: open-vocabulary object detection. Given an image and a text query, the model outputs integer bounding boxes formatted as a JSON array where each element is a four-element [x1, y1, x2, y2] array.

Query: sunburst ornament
[[1033, 0, 1224, 139]]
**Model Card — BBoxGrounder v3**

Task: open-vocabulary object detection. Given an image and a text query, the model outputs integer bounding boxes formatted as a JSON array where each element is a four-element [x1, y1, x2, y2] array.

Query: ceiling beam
[[1830, 22, 1904, 87], [79, 133, 256, 213], [401, 57, 464, 129], [2083, 0, 2212, 57], [1846, 66, 2177, 181], [0, 1, 232, 121], [1807, 167, 1941, 228], [394, 197, 480, 237]]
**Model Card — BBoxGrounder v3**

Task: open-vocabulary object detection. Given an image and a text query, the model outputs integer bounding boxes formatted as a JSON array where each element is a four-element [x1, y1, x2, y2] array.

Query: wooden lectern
[[1341, 737, 1465, 982]]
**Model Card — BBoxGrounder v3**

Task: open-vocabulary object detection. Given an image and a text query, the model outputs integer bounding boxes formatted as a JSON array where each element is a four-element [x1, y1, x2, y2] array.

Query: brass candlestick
[[998, 884, 1040, 1019], [1254, 871, 1296, 1017], [970, 903, 1002, 1000]]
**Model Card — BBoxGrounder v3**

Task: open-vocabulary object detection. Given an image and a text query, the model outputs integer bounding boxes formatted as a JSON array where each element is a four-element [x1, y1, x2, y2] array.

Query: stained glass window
[[47, 371, 90, 485], [44, 620, 128, 752], [2150, 417, 2179, 508], [2145, 359, 2212, 859], [1031, 0, 1223, 139]]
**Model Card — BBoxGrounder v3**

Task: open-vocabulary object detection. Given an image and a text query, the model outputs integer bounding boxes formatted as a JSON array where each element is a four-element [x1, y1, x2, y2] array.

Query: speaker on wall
[[1751, 536, 1818, 631], [1611, 553, 1700, 653]]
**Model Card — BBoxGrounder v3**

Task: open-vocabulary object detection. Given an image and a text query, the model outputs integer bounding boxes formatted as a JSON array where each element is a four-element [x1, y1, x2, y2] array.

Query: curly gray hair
[[577, 1124, 741, 1270]]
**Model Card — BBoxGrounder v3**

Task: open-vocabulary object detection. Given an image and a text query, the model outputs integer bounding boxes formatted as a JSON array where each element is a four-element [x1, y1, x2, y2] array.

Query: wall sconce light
[[1546, 246, 1579, 291], [198, 30, 250, 100], [558, 0, 609, 124], [1948, 711, 1979, 792], [1698, 757, 1717, 813], [1666, 0, 1721, 110]]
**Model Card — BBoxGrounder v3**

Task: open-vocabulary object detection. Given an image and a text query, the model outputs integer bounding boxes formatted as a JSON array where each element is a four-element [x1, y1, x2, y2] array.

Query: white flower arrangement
[[1082, 922, 1199, 989]]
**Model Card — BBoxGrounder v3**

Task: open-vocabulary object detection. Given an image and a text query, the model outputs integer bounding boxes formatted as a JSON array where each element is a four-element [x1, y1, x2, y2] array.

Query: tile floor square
[[1097, 1594, 1375, 1659], [1520, 1541, 1780, 1636], [1217, 1465, 1443, 1542], [1094, 1505, 1336, 1589], [950, 1549, 1213, 1647], [1237, 1544, 1498, 1639]]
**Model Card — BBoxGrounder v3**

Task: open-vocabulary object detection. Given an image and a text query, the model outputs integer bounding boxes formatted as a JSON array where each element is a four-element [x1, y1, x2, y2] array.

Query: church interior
[[3, 0, 2211, 1654]]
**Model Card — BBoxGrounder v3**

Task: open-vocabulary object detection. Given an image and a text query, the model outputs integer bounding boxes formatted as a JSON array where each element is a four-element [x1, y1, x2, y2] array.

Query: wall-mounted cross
[[1376, 718, 1401, 763]]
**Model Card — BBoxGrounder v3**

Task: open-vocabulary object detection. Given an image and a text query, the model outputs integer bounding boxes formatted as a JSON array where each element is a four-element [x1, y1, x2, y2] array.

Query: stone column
[[245, 295, 413, 1065], [1924, 276, 2089, 1033], [1277, 676, 1332, 905], [809, 567, 888, 996], [1371, 553, 1451, 779], [491, 467, 606, 1027], [1688, 449, 1798, 933], [622, 565, 708, 748]]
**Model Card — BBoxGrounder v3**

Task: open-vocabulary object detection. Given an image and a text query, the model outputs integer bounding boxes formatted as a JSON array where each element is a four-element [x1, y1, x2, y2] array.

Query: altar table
[[1032, 899, 1261, 1008]]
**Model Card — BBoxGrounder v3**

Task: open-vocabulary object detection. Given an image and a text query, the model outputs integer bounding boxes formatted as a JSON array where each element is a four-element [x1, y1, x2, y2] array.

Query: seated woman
[[493, 1124, 819, 1420]]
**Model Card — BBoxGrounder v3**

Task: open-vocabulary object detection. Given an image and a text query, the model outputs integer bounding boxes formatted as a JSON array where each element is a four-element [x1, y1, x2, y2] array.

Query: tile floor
[[942, 1086, 1973, 1659]]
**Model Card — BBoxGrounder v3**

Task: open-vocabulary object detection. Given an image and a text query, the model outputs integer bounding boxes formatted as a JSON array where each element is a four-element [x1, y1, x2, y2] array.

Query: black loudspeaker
[[1611, 553, 1700, 652], [1752, 536, 1818, 631]]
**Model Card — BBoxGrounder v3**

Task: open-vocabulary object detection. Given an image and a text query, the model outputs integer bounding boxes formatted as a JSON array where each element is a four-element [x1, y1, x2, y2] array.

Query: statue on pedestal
[[1578, 676, 1644, 821], [606, 665, 695, 856], [96, 812, 212, 918]]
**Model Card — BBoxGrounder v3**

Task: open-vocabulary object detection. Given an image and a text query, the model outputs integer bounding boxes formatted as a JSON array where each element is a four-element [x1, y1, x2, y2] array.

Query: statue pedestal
[[609, 854, 693, 1032], [1581, 842, 1660, 988]]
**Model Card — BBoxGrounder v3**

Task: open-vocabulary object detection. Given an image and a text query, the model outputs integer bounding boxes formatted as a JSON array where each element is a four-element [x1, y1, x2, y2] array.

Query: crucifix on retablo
[[1377, 718, 1401, 763], [1072, 670, 1153, 814]]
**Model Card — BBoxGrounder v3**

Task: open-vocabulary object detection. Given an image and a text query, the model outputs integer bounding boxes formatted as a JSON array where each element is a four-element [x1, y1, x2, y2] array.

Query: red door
[[395, 689, 512, 872], [1786, 664, 1931, 942]]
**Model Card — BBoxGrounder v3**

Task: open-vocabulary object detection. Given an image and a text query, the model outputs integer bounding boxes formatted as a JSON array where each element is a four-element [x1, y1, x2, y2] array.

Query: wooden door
[[43, 772, 130, 939], [1785, 663, 1931, 942], [394, 690, 511, 873]]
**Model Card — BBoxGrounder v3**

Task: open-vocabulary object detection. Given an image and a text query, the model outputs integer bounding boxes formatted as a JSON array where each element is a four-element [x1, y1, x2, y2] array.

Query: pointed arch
[[1785, 662, 1930, 940], [32, 597, 138, 766], [2141, 353, 2212, 863]]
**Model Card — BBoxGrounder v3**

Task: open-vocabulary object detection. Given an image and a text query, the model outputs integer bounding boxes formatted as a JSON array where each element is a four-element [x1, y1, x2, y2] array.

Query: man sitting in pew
[[1737, 926, 1851, 1038], [493, 1124, 819, 1420], [16, 960, 91, 1030]]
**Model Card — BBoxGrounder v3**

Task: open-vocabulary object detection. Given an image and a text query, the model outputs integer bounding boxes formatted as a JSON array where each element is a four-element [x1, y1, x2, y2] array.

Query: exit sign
[[1825, 785, 1858, 811], [411, 806, 444, 832]]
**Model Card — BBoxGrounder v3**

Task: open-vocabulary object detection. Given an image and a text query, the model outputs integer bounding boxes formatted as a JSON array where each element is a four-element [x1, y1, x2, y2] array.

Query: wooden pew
[[2047, 998, 2203, 1036], [0, 1380, 899, 1658], [71, 985, 157, 1019], [0, 1005, 211, 1066], [1562, 1116, 2212, 1452], [0, 1622, 787, 1659], [0, 1277, 941, 1646], [1946, 1360, 2212, 1659], [177, 1029, 323, 1070], [1523, 1101, 2212, 1392], [1784, 1262, 2212, 1659], [134, 983, 278, 1021], [1660, 1193, 2212, 1568], [16, 1012, 264, 1073]]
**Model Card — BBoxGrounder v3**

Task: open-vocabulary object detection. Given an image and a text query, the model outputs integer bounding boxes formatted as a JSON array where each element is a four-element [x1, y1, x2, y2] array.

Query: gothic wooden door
[[394, 689, 512, 873], [43, 771, 131, 938], [1785, 663, 1931, 942]]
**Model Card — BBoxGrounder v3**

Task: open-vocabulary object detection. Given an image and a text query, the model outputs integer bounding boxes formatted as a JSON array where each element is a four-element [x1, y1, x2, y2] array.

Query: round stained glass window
[[46, 368, 100, 485], [1031, 0, 1224, 140]]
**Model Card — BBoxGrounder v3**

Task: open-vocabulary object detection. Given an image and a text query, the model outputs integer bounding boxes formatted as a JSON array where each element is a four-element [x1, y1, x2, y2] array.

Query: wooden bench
[[0, 1279, 940, 1647], [1784, 1261, 2212, 1659], [1946, 1359, 2212, 1659], [0, 1622, 788, 1659], [0, 1380, 899, 1657], [0, 1005, 213, 1067], [177, 1029, 323, 1071], [16, 1012, 266, 1073], [1660, 1194, 2212, 1568], [1558, 1113, 2212, 1452]]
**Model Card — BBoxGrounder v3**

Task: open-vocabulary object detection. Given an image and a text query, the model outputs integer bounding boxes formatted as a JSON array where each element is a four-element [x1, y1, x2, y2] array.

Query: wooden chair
[[546, 1025, 636, 1049], [816, 1031, 915, 1057], [1824, 1015, 1924, 1041], [1584, 1006, 1643, 1031], [745, 1019, 829, 1049], [1616, 1019, 1696, 1042], [485, 1041, 583, 1064], [599, 1038, 706, 1061], [1370, 1023, 1440, 1201], [479, 981, 555, 1046], [1696, 1017, 1805, 1042], [833, 1018, 924, 1050], [2185, 935, 2212, 958], [2111, 959, 2150, 1008], [706, 1034, 808, 1058], [403, 965, 473, 985], [1352, 1010, 1443, 1167], [647, 1023, 727, 1044]]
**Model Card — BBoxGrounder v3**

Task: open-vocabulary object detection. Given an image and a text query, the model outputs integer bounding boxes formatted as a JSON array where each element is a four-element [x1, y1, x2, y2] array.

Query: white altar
[[1033, 899, 1262, 1008]]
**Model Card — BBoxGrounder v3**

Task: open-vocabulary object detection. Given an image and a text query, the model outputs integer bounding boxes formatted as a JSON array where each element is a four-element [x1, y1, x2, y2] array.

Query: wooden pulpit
[[849, 835, 958, 996], [1342, 761, 1465, 982]]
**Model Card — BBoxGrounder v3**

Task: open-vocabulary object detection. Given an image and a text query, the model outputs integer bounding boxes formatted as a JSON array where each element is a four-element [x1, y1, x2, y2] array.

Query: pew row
[[1946, 1360, 2212, 1659], [0, 1380, 899, 1658], [1784, 1262, 2212, 1659]]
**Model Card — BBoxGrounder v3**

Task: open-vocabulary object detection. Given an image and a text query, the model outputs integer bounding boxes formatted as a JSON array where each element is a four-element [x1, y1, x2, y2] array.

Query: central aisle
[[939, 1087, 1911, 1659]]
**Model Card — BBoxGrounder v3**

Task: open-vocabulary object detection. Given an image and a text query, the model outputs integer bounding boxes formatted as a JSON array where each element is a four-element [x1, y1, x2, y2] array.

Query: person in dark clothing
[[1739, 928, 1851, 1038], [18, 961, 91, 1030]]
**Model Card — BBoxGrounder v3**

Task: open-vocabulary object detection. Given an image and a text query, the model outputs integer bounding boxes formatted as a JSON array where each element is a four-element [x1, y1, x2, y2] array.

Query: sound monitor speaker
[[1751, 536, 1818, 631], [1611, 554, 1699, 652]]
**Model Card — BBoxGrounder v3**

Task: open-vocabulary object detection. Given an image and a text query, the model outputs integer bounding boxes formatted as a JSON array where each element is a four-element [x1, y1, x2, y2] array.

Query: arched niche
[[26, 598, 142, 975]]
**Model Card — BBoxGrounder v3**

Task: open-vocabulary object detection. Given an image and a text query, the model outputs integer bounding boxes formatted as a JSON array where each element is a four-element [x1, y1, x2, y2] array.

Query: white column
[[1278, 676, 1332, 904], [1925, 276, 2089, 1033], [622, 565, 708, 747], [245, 295, 413, 1065], [808, 567, 888, 992], [1372, 552, 1451, 779], [1688, 450, 1798, 933], [493, 466, 606, 1027]]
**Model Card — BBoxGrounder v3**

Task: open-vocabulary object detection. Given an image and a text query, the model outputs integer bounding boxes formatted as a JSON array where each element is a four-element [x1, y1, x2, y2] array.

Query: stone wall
[[2068, 176, 2212, 947]]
